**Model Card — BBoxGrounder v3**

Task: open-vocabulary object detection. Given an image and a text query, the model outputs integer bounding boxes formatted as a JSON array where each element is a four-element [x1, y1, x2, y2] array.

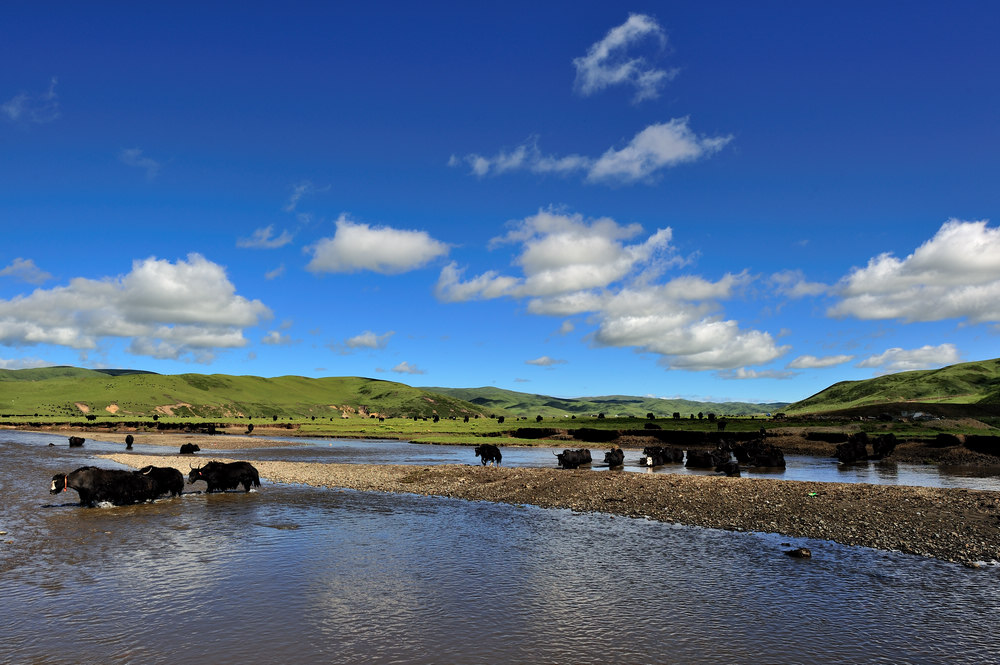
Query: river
[[2, 431, 999, 664]]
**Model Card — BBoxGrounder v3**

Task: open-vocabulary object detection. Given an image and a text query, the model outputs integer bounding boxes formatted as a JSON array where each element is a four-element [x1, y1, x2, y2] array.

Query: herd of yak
[[52, 428, 897, 507], [474, 434, 791, 477], [50, 436, 260, 507]]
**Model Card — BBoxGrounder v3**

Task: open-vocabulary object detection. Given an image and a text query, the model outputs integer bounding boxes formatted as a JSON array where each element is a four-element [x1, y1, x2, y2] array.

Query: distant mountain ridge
[[786, 358, 1000, 415], [421, 385, 788, 417], [0, 366, 787, 420]]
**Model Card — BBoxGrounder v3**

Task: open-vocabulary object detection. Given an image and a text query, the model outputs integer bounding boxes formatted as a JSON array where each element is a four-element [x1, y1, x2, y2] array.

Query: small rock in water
[[785, 547, 812, 558]]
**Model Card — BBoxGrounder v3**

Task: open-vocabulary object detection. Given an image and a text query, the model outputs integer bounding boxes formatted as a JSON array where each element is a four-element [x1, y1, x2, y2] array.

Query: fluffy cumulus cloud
[[437, 209, 788, 372], [2, 77, 59, 123], [573, 14, 677, 103], [787, 354, 855, 369], [306, 214, 449, 274], [237, 225, 293, 249], [856, 344, 960, 374], [0, 253, 270, 362], [829, 219, 1000, 323], [0, 258, 52, 285], [451, 119, 730, 185]]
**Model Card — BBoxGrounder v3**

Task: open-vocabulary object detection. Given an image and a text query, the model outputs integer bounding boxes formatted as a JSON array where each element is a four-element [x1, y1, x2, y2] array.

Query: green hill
[[786, 358, 1000, 415], [421, 386, 787, 418], [0, 367, 494, 420]]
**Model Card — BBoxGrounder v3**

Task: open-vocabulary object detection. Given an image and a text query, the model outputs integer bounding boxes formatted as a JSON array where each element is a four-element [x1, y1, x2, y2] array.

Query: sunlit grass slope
[[0, 367, 492, 419], [786, 358, 1000, 414]]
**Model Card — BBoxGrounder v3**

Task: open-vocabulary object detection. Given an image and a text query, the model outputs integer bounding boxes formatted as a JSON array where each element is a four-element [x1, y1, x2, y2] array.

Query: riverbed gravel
[[103, 452, 1000, 567]]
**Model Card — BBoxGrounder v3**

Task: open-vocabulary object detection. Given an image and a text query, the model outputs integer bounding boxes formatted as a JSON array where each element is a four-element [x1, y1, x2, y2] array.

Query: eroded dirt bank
[[103, 453, 1000, 567]]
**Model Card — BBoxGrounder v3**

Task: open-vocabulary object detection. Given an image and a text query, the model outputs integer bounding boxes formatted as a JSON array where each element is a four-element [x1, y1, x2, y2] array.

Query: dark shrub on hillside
[[644, 422, 662, 430], [964, 435, 1000, 457], [806, 431, 850, 443], [569, 428, 619, 443], [648, 430, 708, 446], [512, 427, 558, 439]]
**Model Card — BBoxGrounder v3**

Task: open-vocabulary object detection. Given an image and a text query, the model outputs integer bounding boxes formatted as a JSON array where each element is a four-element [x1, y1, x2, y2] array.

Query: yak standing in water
[[188, 461, 261, 493], [604, 446, 625, 468], [137, 465, 184, 497], [50, 466, 159, 506], [68, 436, 85, 447], [179, 443, 201, 455], [474, 443, 502, 466], [556, 448, 592, 469]]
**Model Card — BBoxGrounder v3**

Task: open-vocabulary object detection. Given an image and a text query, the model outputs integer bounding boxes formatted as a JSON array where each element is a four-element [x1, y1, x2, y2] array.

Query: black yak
[[179, 443, 201, 455], [68, 436, 85, 447], [188, 461, 261, 493], [556, 448, 592, 469], [604, 446, 625, 468], [137, 465, 184, 497], [50, 466, 158, 506], [474, 443, 502, 466]]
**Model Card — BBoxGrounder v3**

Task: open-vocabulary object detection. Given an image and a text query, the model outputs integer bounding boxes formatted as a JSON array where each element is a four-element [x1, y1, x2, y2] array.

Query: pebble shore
[[104, 453, 1000, 567]]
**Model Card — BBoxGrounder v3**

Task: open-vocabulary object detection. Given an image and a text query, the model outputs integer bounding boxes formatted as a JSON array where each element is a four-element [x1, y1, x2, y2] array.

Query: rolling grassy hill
[[786, 358, 1000, 415], [421, 385, 787, 418], [0, 367, 494, 420]]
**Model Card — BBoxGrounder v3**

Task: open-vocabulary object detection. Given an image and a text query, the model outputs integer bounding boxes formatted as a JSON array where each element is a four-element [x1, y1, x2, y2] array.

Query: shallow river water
[[3, 431, 1000, 664]]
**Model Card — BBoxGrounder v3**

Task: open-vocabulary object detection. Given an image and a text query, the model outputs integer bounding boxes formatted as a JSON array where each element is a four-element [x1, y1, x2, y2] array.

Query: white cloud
[[829, 219, 1000, 323], [437, 209, 785, 371], [573, 14, 677, 103], [265, 264, 285, 280], [526, 356, 566, 366], [262, 331, 296, 345], [392, 361, 425, 375], [119, 148, 161, 180], [284, 181, 312, 212], [587, 119, 732, 183], [556, 320, 575, 335], [437, 210, 673, 302], [0, 253, 270, 362], [856, 344, 960, 374], [306, 214, 449, 274], [718, 368, 797, 380], [452, 119, 730, 185], [0, 258, 52, 285], [787, 354, 855, 369], [2, 77, 59, 123], [0, 357, 52, 370], [237, 225, 293, 249], [769, 269, 828, 298], [345, 330, 394, 349]]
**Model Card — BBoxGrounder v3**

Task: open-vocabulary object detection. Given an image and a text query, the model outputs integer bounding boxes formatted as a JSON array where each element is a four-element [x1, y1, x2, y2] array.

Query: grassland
[[0, 367, 493, 420], [786, 358, 1000, 415], [422, 385, 787, 418]]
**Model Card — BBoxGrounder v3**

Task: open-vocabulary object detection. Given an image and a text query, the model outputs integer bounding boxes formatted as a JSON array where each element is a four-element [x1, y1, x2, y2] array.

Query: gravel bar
[[103, 453, 1000, 567]]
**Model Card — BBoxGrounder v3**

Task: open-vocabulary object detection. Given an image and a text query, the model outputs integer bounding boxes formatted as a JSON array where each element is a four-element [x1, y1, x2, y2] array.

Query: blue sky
[[2, 2, 998, 403]]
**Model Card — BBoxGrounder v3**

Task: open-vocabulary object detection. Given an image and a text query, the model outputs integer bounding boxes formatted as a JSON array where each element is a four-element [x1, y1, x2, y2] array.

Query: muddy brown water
[[3, 432, 1000, 664]]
